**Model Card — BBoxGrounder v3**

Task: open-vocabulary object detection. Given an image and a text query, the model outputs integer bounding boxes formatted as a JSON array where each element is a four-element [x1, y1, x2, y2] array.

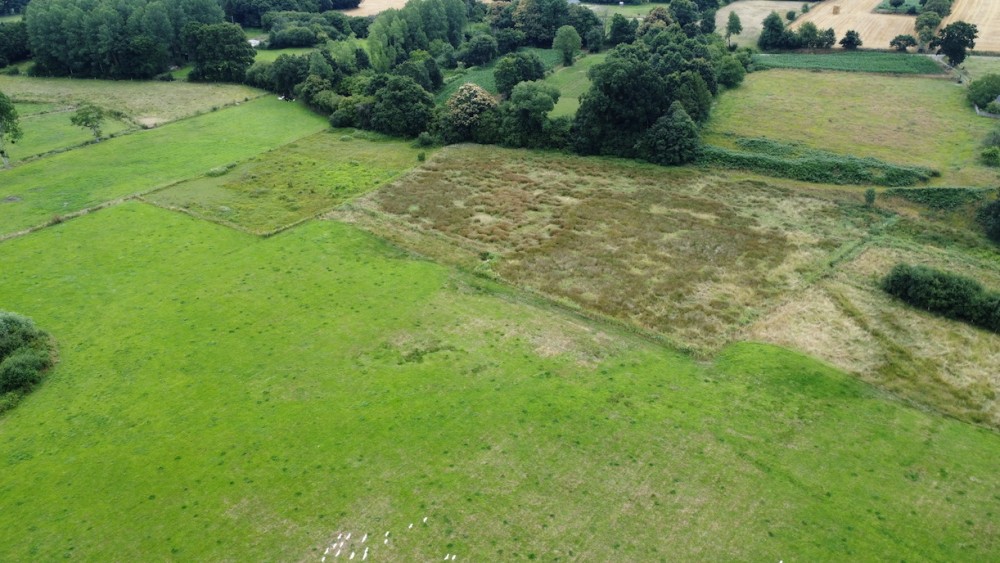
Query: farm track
[[792, 0, 918, 50], [944, 0, 1000, 53]]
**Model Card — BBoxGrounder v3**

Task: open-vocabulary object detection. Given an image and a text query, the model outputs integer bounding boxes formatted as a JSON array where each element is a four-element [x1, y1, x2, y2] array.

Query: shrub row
[[882, 264, 1000, 333], [700, 142, 937, 186], [0, 312, 54, 406], [883, 187, 991, 210]]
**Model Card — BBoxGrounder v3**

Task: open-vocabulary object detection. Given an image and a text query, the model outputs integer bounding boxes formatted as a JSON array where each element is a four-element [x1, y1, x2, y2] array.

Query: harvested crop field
[[340, 0, 408, 16], [334, 145, 885, 353], [791, 0, 917, 50], [717, 0, 820, 47], [944, 0, 1000, 53]]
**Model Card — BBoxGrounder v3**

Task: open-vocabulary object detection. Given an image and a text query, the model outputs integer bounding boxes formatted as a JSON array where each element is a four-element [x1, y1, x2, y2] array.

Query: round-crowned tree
[[370, 76, 435, 137], [0, 312, 55, 412], [636, 101, 700, 166], [967, 74, 1000, 109]]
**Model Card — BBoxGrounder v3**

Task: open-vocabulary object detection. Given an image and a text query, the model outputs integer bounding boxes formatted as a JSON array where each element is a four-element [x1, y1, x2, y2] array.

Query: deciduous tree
[[552, 25, 581, 65], [931, 21, 977, 66], [70, 104, 106, 141], [0, 91, 21, 168]]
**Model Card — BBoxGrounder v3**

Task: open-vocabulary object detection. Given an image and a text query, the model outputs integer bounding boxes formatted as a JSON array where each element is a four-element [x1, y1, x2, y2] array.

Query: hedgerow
[[882, 264, 1000, 333], [883, 187, 991, 210], [0, 312, 55, 413], [700, 139, 937, 186]]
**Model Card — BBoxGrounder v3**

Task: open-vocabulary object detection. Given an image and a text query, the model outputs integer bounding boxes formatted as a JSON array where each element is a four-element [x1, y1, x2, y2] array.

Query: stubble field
[[791, 0, 917, 50]]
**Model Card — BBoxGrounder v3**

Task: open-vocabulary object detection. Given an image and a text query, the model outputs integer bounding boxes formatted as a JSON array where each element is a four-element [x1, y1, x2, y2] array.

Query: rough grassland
[[7, 103, 131, 163], [963, 55, 1000, 80], [581, 1, 669, 20], [0, 97, 328, 237], [145, 129, 429, 234], [544, 53, 606, 117], [705, 69, 999, 186], [336, 145, 883, 353], [0, 75, 262, 126], [0, 202, 998, 560]]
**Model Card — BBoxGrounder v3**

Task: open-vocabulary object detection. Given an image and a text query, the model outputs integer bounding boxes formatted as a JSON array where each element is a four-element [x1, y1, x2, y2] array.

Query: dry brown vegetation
[[792, 0, 918, 49], [944, 0, 1000, 53], [717, 1, 820, 47], [334, 145, 882, 353], [333, 145, 1000, 428]]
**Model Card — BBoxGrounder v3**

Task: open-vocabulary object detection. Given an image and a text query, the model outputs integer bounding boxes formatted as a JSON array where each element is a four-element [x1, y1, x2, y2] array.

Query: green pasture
[[146, 129, 429, 233], [7, 103, 132, 163], [962, 55, 1000, 80], [0, 14, 21, 23], [0, 97, 327, 236], [0, 202, 997, 559], [437, 48, 562, 101], [0, 74, 261, 124], [582, 1, 666, 20], [544, 53, 606, 117], [255, 47, 317, 62], [753, 52, 944, 74], [705, 69, 998, 186]]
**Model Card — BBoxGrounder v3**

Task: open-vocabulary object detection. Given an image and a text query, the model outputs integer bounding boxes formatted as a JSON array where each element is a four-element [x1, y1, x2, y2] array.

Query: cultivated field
[[944, 0, 1000, 53], [0, 97, 327, 237], [145, 129, 429, 234], [791, 0, 917, 50], [716, 1, 820, 48], [753, 51, 943, 73], [0, 75, 262, 126], [705, 69, 999, 186], [1, 202, 999, 560]]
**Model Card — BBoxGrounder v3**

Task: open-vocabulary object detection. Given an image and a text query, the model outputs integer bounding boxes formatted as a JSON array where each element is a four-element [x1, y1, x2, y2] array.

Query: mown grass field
[[437, 48, 562, 101], [254, 47, 317, 62], [0, 202, 998, 560], [753, 52, 943, 74], [0, 75, 262, 126], [963, 55, 1000, 80], [705, 69, 999, 186], [544, 53, 606, 117], [0, 97, 327, 237], [145, 129, 429, 233], [7, 103, 132, 162]]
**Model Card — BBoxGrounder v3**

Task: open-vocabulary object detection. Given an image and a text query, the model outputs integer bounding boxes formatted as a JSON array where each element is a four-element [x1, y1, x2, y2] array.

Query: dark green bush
[[883, 187, 991, 210], [977, 199, 1000, 243], [0, 312, 54, 400], [982, 147, 1000, 167], [882, 264, 1000, 333]]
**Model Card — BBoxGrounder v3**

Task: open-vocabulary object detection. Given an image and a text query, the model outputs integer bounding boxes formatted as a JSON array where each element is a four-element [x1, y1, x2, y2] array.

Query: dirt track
[[944, 0, 1000, 53]]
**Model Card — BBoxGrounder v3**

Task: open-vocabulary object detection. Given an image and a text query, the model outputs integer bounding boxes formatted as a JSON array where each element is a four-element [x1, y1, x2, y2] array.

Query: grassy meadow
[[962, 55, 1000, 80], [7, 103, 132, 162], [0, 202, 998, 560], [753, 52, 944, 74], [0, 97, 327, 237], [145, 129, 430, 234], [254, 47, 317, 62], [0, 74, 262, 126], [705, 69, 1000, 186], [544, 53, 606, 117]]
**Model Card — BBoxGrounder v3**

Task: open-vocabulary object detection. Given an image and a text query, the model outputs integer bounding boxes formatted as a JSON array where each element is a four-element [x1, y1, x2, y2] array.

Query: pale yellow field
[[341, 0, 408, 16], [944, 0, 1000, 53], [717, 1, 820, 48], [791, 0, 918, 50]]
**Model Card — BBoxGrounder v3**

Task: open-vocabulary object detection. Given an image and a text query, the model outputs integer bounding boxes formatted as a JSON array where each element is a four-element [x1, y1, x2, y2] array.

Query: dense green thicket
[[221, 0, 361, 28], [25, 0, 223, 78], [882, 264, 1000, 333], [968, 74, 1000, 109], [0, 312, 54, 413], [883, 187, 991, 211], [262, 10, 369, 49], [701, 138, 937, 186], [978, 198, 1000, 243], [187, 23, 256, 82], [0, 21, 28, 68]]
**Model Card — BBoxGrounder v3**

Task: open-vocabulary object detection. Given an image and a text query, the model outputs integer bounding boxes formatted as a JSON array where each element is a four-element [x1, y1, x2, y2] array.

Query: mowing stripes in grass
[[753, 52, 944, 74], [0, 97, 328, 237]]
